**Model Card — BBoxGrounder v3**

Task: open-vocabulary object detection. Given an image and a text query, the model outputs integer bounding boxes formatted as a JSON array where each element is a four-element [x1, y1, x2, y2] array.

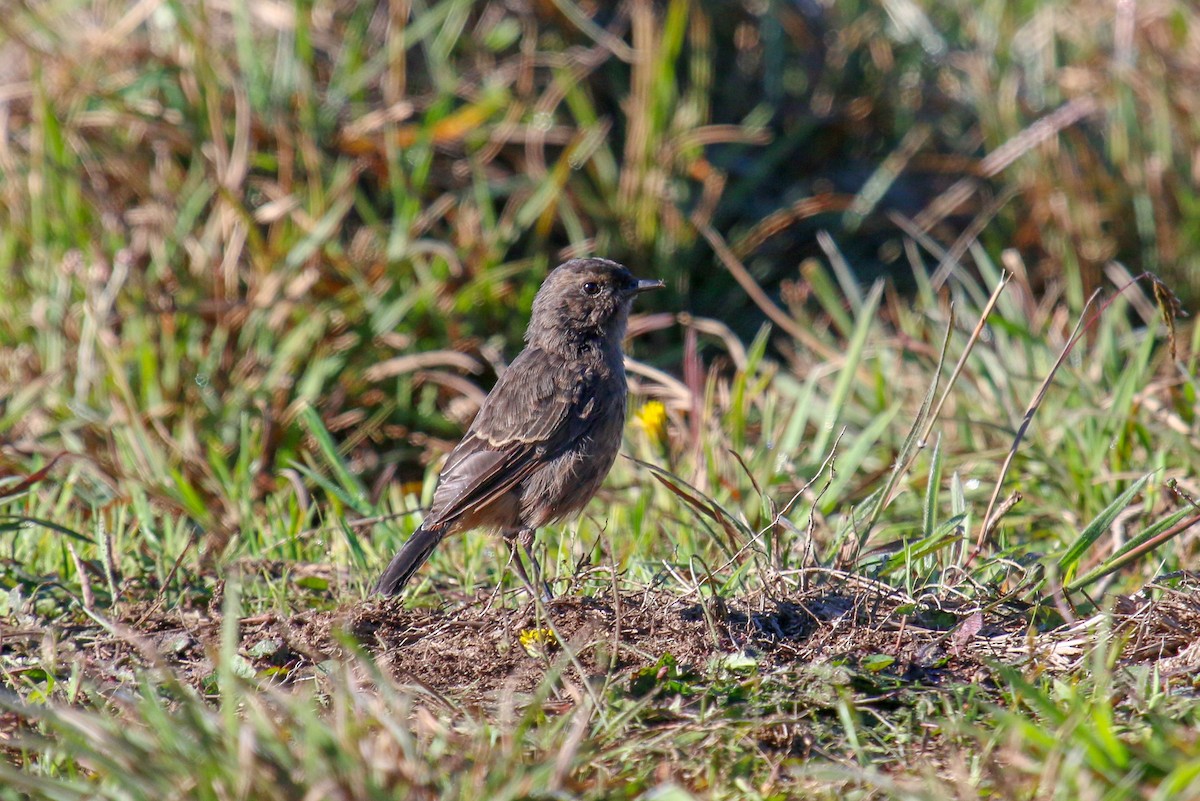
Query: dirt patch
[[5, 574, 1200, 709]]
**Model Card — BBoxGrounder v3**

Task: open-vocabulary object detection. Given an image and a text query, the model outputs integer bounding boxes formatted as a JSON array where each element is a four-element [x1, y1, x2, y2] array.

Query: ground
[[6, 572, 1196, 716]]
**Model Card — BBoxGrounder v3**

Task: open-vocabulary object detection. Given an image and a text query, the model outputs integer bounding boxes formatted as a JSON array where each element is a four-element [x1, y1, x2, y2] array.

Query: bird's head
[[526, 258, 664, 351]]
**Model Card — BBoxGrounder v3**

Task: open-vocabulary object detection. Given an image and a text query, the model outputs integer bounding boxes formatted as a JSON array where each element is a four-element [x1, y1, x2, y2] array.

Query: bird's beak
[[634, 278, 665, 294]]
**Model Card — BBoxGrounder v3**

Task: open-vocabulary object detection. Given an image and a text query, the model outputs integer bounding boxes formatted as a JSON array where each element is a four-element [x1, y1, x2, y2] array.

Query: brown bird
[[374, 258, 664, 597]]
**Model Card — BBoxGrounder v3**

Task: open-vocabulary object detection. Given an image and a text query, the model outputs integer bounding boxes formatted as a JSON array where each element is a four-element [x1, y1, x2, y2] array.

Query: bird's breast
[[518, 358, 628, 528]]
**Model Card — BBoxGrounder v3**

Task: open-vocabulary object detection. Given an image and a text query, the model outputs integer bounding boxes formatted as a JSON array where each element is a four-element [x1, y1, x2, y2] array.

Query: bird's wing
[[423, 347, 599, 529]]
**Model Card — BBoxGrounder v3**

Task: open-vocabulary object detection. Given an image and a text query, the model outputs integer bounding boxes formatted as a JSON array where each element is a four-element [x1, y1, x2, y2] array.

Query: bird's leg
[[504, 532, 535, 596], [506, 527, 553, 602], [521, 527, 555, 601]]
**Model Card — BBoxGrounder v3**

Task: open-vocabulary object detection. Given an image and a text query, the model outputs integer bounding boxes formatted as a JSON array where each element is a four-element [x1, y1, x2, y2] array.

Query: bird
[[373, 258, 664, 598]]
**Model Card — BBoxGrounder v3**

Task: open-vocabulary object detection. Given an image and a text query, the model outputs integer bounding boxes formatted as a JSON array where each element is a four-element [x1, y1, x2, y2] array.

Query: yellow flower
[[518, 627, 556, 658], [634, 400, 668, 446]]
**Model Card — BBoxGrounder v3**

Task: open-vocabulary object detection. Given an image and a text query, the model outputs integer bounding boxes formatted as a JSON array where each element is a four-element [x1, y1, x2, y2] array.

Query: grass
[[3, 0, 1200, 799]]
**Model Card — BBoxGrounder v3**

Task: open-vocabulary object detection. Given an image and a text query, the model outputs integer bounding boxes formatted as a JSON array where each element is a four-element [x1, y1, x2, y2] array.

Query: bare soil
[[7, 572, 1199, 710]]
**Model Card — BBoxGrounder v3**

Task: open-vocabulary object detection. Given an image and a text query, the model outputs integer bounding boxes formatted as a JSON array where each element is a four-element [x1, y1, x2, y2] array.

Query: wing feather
[[423, 347, 595, 528]]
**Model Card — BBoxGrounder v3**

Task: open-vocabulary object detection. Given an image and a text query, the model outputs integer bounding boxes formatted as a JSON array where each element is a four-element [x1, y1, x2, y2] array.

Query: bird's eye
[[582, 281, 600, 296]]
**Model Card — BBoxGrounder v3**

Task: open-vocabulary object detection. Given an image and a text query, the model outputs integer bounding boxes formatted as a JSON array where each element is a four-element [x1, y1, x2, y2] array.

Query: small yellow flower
[[519, 627, 557, 658], [634, 400, 668, 446]]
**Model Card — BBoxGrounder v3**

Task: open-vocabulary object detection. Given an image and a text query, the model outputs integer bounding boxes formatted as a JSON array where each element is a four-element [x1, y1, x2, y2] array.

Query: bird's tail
[[373, 525, 443, 596]]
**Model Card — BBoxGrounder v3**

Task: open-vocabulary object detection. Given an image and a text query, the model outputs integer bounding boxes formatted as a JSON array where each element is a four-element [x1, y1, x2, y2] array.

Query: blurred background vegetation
[[0, 0, 1197, 570]]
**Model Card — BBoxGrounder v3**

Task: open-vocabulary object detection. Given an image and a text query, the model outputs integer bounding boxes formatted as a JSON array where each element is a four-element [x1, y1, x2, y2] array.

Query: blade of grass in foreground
[[1068, 503, 1200, 592], [810, 281, 882, 461], [296, 405, 370, 514], [1055, 473, 1151, 582]]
